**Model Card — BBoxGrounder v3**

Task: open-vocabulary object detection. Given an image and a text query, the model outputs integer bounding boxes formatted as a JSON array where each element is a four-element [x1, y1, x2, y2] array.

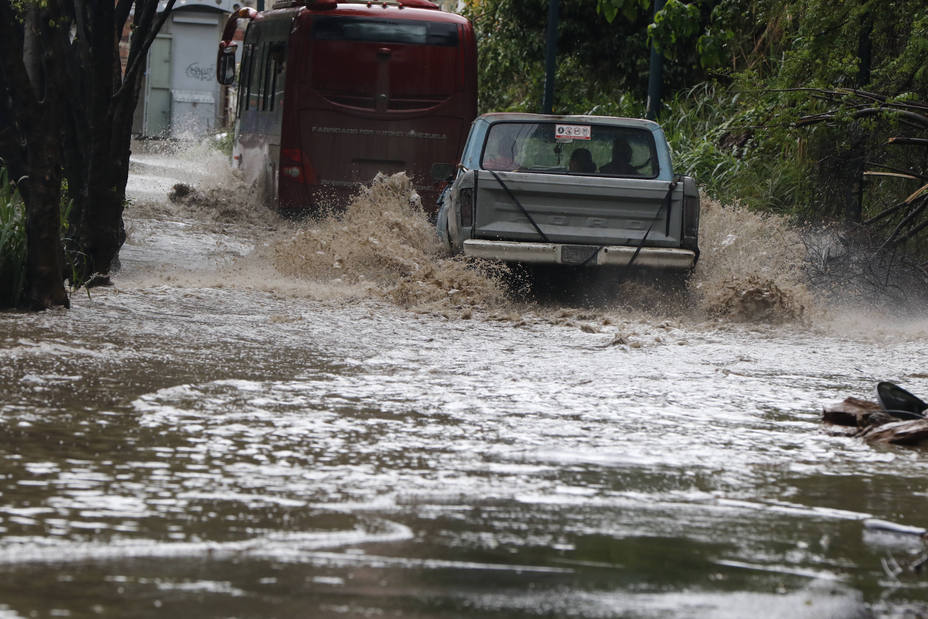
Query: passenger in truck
[[568, 148, 595, 173]]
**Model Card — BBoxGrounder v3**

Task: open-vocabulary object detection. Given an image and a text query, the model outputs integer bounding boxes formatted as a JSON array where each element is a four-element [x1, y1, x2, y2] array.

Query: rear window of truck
[[480, 122, 659, 178]]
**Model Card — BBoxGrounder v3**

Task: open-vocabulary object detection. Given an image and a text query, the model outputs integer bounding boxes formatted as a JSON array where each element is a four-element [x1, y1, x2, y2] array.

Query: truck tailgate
[[473, 170, 682, 247]]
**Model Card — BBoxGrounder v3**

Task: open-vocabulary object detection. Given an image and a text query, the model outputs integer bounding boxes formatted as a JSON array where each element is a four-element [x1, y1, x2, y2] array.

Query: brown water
[[2, 144, 928, 618]]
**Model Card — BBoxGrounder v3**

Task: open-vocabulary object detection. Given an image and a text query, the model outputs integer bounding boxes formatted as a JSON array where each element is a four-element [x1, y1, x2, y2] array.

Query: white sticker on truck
[[555, 124, 591, 140]]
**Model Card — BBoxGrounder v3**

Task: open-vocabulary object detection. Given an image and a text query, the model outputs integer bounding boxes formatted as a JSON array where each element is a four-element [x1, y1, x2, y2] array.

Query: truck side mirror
[[431, 162, 455, 181], [217, 43, 237, 85]]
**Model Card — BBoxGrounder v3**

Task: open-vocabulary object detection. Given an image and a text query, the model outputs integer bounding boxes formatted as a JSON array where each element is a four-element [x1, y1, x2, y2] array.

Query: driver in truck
[[600, 138, 637, 175], [482, 128, 520, 171]]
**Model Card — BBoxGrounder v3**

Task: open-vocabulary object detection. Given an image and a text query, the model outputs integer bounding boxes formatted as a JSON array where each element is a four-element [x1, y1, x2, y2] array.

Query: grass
[[0, 167, 79, 307], [661, 82, 812, 216], [211, 130, 234, 157], [0, 166, 25, 308]]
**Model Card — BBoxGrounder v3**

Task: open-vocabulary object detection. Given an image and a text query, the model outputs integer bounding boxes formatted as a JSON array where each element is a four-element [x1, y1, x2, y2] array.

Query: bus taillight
[[281, 148, 313, 184]]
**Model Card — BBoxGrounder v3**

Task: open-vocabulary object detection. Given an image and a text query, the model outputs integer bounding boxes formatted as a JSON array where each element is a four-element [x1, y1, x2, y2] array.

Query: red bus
[[217, 0, 477, 215]]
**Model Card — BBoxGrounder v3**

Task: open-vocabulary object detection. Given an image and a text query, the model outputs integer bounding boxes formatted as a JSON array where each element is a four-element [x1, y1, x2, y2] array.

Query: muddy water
[[2, 145, 928, 618]]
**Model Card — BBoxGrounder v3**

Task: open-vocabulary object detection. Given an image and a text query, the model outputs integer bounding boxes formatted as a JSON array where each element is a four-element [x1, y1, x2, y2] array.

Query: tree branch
[[887, 199, 928, 249], [863, 196, 912, 226], [879, 198, 928, 252], [117, 0, 177, 100], [889, 137, 928, 148]]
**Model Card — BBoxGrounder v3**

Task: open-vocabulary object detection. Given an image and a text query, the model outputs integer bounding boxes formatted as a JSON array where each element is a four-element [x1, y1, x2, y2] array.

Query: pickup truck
[[435, 113, 699, 275]]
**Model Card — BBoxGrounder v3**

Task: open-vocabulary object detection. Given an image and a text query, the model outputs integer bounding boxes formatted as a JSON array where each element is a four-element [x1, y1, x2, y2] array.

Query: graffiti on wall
[[185, 62, 214, 82]]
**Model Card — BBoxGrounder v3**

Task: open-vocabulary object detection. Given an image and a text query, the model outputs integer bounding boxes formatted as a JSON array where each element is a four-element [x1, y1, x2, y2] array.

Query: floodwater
[[2, 144, 928, 618]]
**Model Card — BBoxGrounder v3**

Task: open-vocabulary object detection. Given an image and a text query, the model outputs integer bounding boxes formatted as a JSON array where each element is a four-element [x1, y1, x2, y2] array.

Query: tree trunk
[[856, 11, 872, 88], [69, 131, 127, 285], [23, 126, 69, 309], [0, 2, 70, 310], [65, 0, 174, 286]]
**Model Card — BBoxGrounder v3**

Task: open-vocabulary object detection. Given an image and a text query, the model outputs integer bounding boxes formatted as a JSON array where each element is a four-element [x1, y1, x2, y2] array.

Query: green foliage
[[660, 82, 811, 214], [211, 130, 235, 157], [695, 25, 733, 69], [0, 167, 26, 308], [596, 0, 648, 23], [463, 0, 707, 113], [599, 0, 733, 70], [463, 0, 546, 112], [870, 10, 928, 94], [58, 193, 88, 295], [465, 0, 928, 238], [750, 0, 928, 95], [648, 0, 700, 54]]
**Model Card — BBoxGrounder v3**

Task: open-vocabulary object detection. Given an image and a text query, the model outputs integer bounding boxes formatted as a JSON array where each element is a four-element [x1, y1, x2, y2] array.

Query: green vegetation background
[[467, 0, 928, 226]]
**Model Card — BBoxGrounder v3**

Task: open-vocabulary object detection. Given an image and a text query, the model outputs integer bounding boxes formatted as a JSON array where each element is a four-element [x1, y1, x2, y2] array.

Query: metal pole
[[542, 0, 558, 114], [645, 0, 665, 120]]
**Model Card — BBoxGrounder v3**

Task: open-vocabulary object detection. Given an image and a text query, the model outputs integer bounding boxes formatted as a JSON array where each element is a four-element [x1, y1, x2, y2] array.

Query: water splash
[[271, 172, 509, 310], [126, 140, 277, 232], [690, 199, 813, 323], [265, 178, 819, 324], [128, 148, 923, 330]]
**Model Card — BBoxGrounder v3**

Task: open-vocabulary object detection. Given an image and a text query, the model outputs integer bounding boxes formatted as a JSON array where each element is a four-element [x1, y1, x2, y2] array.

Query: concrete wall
[[134, 1, 238, 138]]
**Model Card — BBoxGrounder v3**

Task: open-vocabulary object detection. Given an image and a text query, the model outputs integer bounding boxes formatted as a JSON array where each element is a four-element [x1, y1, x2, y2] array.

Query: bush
[[0, 167, 26, 308], [661, 82, 815, 216]]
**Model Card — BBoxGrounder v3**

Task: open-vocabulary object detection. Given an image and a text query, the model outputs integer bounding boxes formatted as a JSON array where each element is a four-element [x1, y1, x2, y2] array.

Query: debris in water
[[169, 183, 195, 201], [604, 333, 628, 347], [822, 382, 928, 446], [165, 180, 273, 227]]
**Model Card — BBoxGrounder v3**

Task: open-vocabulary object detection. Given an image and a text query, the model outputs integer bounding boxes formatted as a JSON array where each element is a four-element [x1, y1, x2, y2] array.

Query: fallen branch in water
[[823, 397, 928, 446]]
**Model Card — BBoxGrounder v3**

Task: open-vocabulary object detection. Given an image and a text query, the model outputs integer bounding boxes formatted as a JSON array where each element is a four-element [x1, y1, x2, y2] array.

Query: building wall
[[132, 2, 236, 138]]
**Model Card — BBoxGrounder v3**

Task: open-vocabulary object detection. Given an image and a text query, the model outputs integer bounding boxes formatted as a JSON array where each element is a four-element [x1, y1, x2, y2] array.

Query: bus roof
[[258, 1, 470, 25]]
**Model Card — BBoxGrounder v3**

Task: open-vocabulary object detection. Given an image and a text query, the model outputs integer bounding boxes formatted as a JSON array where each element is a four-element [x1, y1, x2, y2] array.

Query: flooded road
[[2, 145, 928, 618]]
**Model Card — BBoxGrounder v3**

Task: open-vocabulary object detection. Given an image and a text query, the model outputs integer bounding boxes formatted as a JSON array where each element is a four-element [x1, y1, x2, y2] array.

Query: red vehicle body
[[217, 0, 477, 215]]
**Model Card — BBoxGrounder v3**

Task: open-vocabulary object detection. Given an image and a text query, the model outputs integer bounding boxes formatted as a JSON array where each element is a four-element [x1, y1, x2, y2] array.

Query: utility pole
[[645, 0, 666, 120], [542, 0, 558, 114]]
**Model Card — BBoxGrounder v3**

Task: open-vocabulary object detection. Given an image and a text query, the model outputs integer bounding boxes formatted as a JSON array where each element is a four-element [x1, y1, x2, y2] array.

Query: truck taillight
[[459, 187, 473, 227], [681, 177, 700, 256]]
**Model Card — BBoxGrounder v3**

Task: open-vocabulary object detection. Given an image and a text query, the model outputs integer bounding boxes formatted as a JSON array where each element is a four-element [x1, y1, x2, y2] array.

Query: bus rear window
[[312, 16, 459, 46]]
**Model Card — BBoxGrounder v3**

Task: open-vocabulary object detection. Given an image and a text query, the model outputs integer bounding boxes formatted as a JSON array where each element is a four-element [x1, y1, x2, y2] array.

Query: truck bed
[[472, 170, 681, 246]]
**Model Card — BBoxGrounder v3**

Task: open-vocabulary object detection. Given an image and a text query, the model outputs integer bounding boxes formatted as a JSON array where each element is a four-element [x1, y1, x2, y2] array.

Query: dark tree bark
[[856, 11, 872, 88], [0, 0, 69, 309], [23, 124, 68, 309]]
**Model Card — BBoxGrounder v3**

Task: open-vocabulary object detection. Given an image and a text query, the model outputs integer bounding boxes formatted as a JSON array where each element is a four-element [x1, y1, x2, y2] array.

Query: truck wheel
[[658, 269, 692, 301]]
